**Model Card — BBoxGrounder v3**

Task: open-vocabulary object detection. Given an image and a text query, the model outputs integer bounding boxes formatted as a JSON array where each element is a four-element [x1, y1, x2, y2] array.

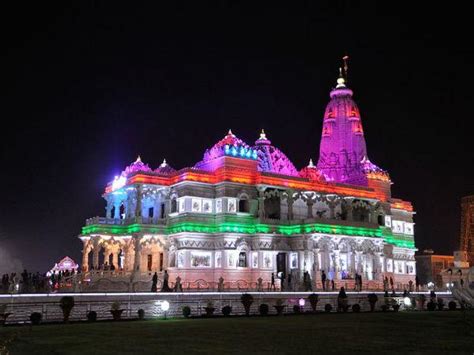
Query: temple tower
[[317, 61, 369, 186]]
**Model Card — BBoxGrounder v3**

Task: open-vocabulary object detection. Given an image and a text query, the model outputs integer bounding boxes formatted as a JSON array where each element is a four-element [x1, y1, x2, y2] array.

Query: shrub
[[182, 306, 191, 318], [204, 301, 215, 316], [448, 301, 457, 311], [259, 304, 269, 316], [87, 311, 97, 322], [417, 294, 427, 310], [110, 302, 123, 320], [137, 309, 145, 320], [367, 293, 378, 312], [427, 301, 436, 311], [437, 298, 445, 311], [392, 304, 400, 312], [308, 294, 319, 312], [324, 304, 332, 313], [30, 312, 42, 325], [59, 296, 75, 323], [352, 304, 361, 313], [293, 305, 301, 314], [222, 305, 232, 316], [111, 301, 121, 311], [273, 299, 285, 315], [241, 293, 254, 316], [381, 304, 389, 312]]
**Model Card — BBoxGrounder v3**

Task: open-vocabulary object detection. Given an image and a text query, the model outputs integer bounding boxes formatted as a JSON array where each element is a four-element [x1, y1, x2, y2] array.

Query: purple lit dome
[[299, 159, 326, 181], [122, 156, 153, 176], [154, 159, 176, 175], [360, 156, 390, 182], [252, 130, 299, 176], [195, 130, 253, 168]]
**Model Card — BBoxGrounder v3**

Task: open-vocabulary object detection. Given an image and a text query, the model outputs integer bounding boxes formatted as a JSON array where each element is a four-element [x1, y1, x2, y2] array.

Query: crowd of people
[[1, 269, 80, 293]]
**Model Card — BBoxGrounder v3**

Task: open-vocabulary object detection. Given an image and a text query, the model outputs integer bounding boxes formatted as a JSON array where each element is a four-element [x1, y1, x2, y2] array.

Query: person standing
[[151, 272, 158, 292], [270, 273, 276, 291], [321, 270, 327, 291], [161, 270, 171, 292]]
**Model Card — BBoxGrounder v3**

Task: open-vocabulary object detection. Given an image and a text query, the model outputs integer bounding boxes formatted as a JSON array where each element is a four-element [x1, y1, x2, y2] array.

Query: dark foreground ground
[[1, 311, 473, 354]]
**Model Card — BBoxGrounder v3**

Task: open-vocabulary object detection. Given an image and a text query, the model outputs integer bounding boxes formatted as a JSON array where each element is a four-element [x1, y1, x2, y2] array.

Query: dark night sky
[[1, 2, 473, 272]]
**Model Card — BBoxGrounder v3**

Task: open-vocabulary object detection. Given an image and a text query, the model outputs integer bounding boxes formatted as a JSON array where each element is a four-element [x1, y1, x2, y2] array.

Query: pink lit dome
[[360, 156, 390, 182], [252, 130, 299, 176], [195, 130, 257, 168], [154, 159, 176, 175], [122, 156, 152, 176]]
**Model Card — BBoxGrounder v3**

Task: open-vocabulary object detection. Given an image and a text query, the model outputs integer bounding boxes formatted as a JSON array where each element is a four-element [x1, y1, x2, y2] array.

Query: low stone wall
[[0, 291, 456, 324]]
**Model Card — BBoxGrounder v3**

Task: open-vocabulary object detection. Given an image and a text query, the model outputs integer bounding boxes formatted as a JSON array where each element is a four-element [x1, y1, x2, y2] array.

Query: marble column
[[345, 198, 354, 221], [287, 193, 294, 220], [257, 188, 265, 219], [133, 237, 142, 272], [306, 199, 314, 219], [82, 240, 89, 272], [93, 246, 100, 269], [135, 185, 143, 220]]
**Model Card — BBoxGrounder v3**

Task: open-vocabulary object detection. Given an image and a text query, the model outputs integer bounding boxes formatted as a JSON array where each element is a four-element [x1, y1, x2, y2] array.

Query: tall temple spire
[[316, 57, 369, 186]]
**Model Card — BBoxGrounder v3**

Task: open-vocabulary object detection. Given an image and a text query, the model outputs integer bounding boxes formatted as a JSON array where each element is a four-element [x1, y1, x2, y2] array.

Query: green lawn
[[1, 311, 473, 354]]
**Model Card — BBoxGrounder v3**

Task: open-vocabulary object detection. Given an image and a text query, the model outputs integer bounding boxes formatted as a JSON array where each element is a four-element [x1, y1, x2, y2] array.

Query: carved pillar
[[113, 203, 120, 219], [112, 251, 119, 269], [135, 185, 143, 220], [327, 196, 338, 219], [162, 247, 169, 270], [287, 192, 294, 220], [93, 242, 100, 269], [257, 187, 266, 219], [106, 199, 113, 219], [306, 199, 314, 219], [333, 249, 340, 279], [82, 240, 90, 272], [133, 237, 142, 272]]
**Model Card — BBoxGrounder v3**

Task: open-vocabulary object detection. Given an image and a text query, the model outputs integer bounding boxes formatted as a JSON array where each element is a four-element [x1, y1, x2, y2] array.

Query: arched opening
[[98, 247, 105, 268], [160, 203, 165, 218], [238, 252, 247, 267], [108, 253, 114, 268], [110, 205, 116, 219], [119, 203, 125, 219], [264, 191, 281, 219], [87, 249, 93, 270], [239, 199, 249, 213], [148, 207, 154, 218], [171, 199, 177, 213], [377, 214, 384, 226], [147, 254, 153, 271]]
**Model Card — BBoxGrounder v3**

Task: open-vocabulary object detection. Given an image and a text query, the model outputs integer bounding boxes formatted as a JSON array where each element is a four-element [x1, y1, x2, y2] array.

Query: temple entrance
[[277, 253, 287, 279]]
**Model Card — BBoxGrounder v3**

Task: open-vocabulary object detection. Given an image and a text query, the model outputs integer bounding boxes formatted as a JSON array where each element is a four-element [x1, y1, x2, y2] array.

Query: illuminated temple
[[79, 68, 417, 291]]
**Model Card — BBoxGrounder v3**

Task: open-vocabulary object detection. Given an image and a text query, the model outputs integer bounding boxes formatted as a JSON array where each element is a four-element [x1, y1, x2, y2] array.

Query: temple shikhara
[[79, 63, 417, 291]]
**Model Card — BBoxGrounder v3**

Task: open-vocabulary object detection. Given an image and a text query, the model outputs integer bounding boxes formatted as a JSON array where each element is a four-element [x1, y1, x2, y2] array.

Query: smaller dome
[[122, 156, 152, 176], [360, 156, 390, 182], [154, 158, 176, 175], [299, 159, 326, 181], [196, 130, 257, 168], [252, 130, 299, 176]]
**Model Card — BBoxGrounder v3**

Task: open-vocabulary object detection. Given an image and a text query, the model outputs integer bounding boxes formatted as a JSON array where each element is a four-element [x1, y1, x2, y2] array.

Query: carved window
[[238, 252, 247, 267], [239, 199, 249, 213]]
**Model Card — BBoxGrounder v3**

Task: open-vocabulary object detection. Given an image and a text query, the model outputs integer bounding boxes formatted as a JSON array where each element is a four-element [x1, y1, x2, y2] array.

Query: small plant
[[427, 301, 436, 311], [110, 301, 124, 320], [367, 293, 378, 312], [437, 298, 445, 311], [59, 296, 75, 323], [324, 303, 332, 313], [293, 304, 301, 314], [182, 306, 191, 318], [308, 293, 319, 313], [204, 300, 215, 316], [259, 304, 269, 316], [352, 304, 361, 313], [274, 299, 285, 315], [448, 301, 457, 311], [87, 311, 97, 322], [241, 293, 254, 316], [392, 304, 400, 312], [417, 294, 426, 310], [137, 309, 145, 320], [222, 305, 232, 316], [30, 312, 42, 325]]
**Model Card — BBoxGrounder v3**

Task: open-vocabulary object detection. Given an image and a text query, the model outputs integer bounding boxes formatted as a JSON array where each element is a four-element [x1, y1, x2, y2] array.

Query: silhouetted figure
[[161, 270, 172, 292], [270, 273, 276, 291], [321, 270, 327, 291], [151, 272, 158, 292], [331, 279, 335, 291]]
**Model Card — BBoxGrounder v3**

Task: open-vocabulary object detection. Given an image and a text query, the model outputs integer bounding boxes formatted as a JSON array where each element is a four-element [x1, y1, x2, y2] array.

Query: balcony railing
[[85, 216, 166, 226]]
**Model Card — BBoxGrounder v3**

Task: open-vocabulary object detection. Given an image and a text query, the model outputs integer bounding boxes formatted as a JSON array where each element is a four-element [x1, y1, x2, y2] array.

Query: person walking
[[151, 272, 158, 292], [270, 273, 276, 291], [321, 270, 327, 291]]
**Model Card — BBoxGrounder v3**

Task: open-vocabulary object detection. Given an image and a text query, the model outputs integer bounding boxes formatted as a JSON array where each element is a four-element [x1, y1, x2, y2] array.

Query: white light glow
[[161, 300, 170, 311], [403, 297, 411, 306], [112, 175, 126, 191]]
